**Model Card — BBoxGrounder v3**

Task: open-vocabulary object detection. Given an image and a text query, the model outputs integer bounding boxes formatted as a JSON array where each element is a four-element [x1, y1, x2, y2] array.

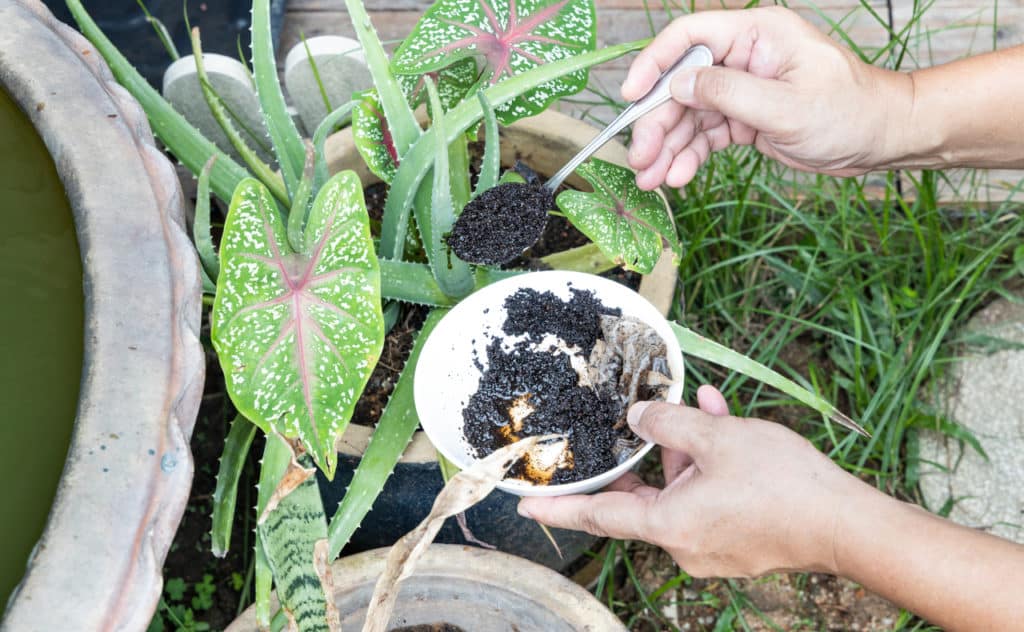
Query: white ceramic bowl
[[414, 271, 684, 497]]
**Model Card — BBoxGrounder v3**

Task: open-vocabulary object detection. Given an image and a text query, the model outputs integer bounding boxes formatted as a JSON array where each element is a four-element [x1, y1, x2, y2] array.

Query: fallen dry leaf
[[361, 435, 557, 632]]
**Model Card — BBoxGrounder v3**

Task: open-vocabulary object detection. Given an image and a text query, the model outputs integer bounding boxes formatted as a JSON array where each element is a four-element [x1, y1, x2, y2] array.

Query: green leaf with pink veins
[[397, 57, 482, 110], [212, 173, 384, 479], [352, 91, 400, 184], [555, 158, 682, 275], [392, 0, 596, 124]]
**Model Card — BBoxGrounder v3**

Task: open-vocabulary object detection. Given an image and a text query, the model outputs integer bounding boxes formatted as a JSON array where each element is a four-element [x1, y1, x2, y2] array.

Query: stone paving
[[918, 295, 1024, 544]]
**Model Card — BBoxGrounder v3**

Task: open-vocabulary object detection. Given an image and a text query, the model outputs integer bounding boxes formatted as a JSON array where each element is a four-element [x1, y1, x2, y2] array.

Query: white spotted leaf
[[556, 158, 681, 274], [397, 57, 482, 110], [391, 0, 596, 124], [212, 174, 384, 479], [352, 91, 400, 184]]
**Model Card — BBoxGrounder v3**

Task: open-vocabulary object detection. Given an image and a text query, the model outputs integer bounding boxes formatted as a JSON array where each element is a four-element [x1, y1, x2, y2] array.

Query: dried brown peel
[[361, 435, 559, 632]]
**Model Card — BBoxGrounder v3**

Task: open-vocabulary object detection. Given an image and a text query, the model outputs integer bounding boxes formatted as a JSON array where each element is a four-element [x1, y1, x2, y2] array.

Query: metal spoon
[[544, 44, 714, 192]]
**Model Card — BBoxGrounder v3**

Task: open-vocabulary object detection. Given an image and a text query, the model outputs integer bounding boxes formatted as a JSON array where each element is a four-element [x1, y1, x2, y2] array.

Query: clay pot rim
[[0, 2, 202, 629], [225, 544, 626, 631], [325, 108, 679, 464]]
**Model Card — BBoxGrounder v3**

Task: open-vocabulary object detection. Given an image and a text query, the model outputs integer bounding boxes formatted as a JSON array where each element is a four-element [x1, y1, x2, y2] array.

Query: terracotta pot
[[226, 544, 627, 631], [0, 1, 202, 629], [317, 109, 678, 572]]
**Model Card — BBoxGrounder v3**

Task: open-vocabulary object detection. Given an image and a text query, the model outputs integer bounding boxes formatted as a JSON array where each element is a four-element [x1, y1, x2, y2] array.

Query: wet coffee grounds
[[462, 287, 629, 485], [503, 287, 620, 355], [447, 183, 553, 265]]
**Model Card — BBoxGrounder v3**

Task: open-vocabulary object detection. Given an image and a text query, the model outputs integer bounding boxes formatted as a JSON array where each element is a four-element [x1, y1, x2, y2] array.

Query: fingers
[[629, 101, 684, 171], [626, 401, 716, 458], [661, 445, 693, 483], [622, 8, 795, 101], [517, 492, 654, 540], [606, 471, 659, 497], [696, 384, 730, 416], [670, 65, 792, 133]]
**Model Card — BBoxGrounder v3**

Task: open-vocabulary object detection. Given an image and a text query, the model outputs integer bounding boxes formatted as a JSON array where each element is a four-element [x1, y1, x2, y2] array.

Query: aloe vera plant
[[67, 0, 866, 628]]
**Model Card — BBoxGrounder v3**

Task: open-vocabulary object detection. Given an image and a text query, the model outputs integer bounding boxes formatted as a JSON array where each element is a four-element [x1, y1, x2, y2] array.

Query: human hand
[[517, 385, 871, 577], [623, 7, 914, 189]]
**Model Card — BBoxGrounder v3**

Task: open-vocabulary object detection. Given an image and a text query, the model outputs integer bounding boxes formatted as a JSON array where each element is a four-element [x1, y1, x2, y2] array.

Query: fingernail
[[627, 401, 652, 428], [670, 68, 698, 102], [516, 500, 533, 519]]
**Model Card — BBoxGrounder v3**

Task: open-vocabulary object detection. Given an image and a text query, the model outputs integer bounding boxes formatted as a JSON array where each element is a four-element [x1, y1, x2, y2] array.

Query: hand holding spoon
[[449, 44, 715, 265]]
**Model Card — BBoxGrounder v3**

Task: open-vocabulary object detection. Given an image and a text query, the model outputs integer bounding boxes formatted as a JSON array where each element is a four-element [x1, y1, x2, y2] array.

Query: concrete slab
[[918, 295, 1024, 543]]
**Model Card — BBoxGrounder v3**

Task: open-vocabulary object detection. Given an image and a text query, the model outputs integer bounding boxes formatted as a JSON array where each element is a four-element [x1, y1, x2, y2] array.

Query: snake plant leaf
[[352, 91, 400, 184], [555, 158, 681, 274], [212, 174, 384, 478], [258, 447, 339, 631], [391, 0, 596, 124], [397, 57, 482, 110]]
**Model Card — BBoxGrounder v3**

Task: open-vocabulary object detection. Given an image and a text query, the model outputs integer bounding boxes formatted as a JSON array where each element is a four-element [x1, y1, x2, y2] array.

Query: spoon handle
[[544, 44, 714, 192]]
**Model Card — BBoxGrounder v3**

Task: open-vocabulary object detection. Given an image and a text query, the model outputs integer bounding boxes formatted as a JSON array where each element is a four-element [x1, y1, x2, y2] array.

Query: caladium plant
[[392, 0, 596, 124], [69, 0, 867, 628], [557, 159, 683, 274]]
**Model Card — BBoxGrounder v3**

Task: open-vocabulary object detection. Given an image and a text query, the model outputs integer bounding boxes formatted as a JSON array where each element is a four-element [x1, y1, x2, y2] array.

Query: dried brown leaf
[[313, 539, 342, 632], [361, 435, 556, 632], [258, 436, 315, 524]]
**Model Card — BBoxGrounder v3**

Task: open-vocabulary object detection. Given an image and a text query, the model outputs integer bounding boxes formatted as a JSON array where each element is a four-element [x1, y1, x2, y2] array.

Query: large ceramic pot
[[0, 1, 203, 629], [226, 544, 627, 631], [318, 110, 678, 572]]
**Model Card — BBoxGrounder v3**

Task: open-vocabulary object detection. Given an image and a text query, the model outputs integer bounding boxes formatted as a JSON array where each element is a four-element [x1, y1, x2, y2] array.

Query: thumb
[[627, 401, 715, 459], [517, 492, 654, 540], [670, 66, 791, 132]]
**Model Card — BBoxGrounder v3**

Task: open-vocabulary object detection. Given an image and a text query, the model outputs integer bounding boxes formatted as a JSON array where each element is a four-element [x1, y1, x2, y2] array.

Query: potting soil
[[462, 287, 673, 485], [447, 183, 552, 265]]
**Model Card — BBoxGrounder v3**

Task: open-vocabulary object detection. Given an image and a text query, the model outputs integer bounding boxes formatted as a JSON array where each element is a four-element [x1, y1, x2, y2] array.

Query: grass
[[569, 0, 1024, 629]]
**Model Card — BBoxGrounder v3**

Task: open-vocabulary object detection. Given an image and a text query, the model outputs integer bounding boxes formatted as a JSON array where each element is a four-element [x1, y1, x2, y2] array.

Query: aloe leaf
[[194, 156, 220, 281], [351, 91, 399, 184], [379, 39, 647, 260], [397, 58, 482, 110], [423, 79, 474, 297], [211, 414, 257, 558], [448, 133, 472, 215], [393, 0, 596, 124], [189, 27, 289, 204], [670, 322, 869, 437], [212, 174, 384, 478], [379, 259, 455, 306], [252, 0, 306, 199], [556, 158, 681, 274], [540, 242, 616, 274], [313, 102, 357, 192], [287, 142, 316, 254], [343, 0, 420, 157], [255, 434, 292, 629], [258, 451, 336, 632], [473, 91, 501, 198], [66, 0, 250, 204], [326, 309, 447, 557]]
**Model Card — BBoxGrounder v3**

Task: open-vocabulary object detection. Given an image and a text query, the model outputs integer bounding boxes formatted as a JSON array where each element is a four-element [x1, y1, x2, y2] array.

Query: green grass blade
[[189, 27, 289, 204], [194, 156, 221, 280], [380, 38, 647, 261], [211, 414, 257, 557], [66, 0, 250, 204], [252, 0, 306, 198], [326, 309, 447, 557], [670, 321, 869, 436], [424, 78, 474, 297], [301, 33, 334, 116], [136, 0, 179, 60], [343, 0, 420, 156], [473, 91, 501, 197]]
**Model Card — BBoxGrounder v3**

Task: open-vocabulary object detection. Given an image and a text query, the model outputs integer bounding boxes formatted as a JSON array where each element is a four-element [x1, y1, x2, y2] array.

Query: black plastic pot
[[318, 455, 600, 573], [45, 0, 287, 88]]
